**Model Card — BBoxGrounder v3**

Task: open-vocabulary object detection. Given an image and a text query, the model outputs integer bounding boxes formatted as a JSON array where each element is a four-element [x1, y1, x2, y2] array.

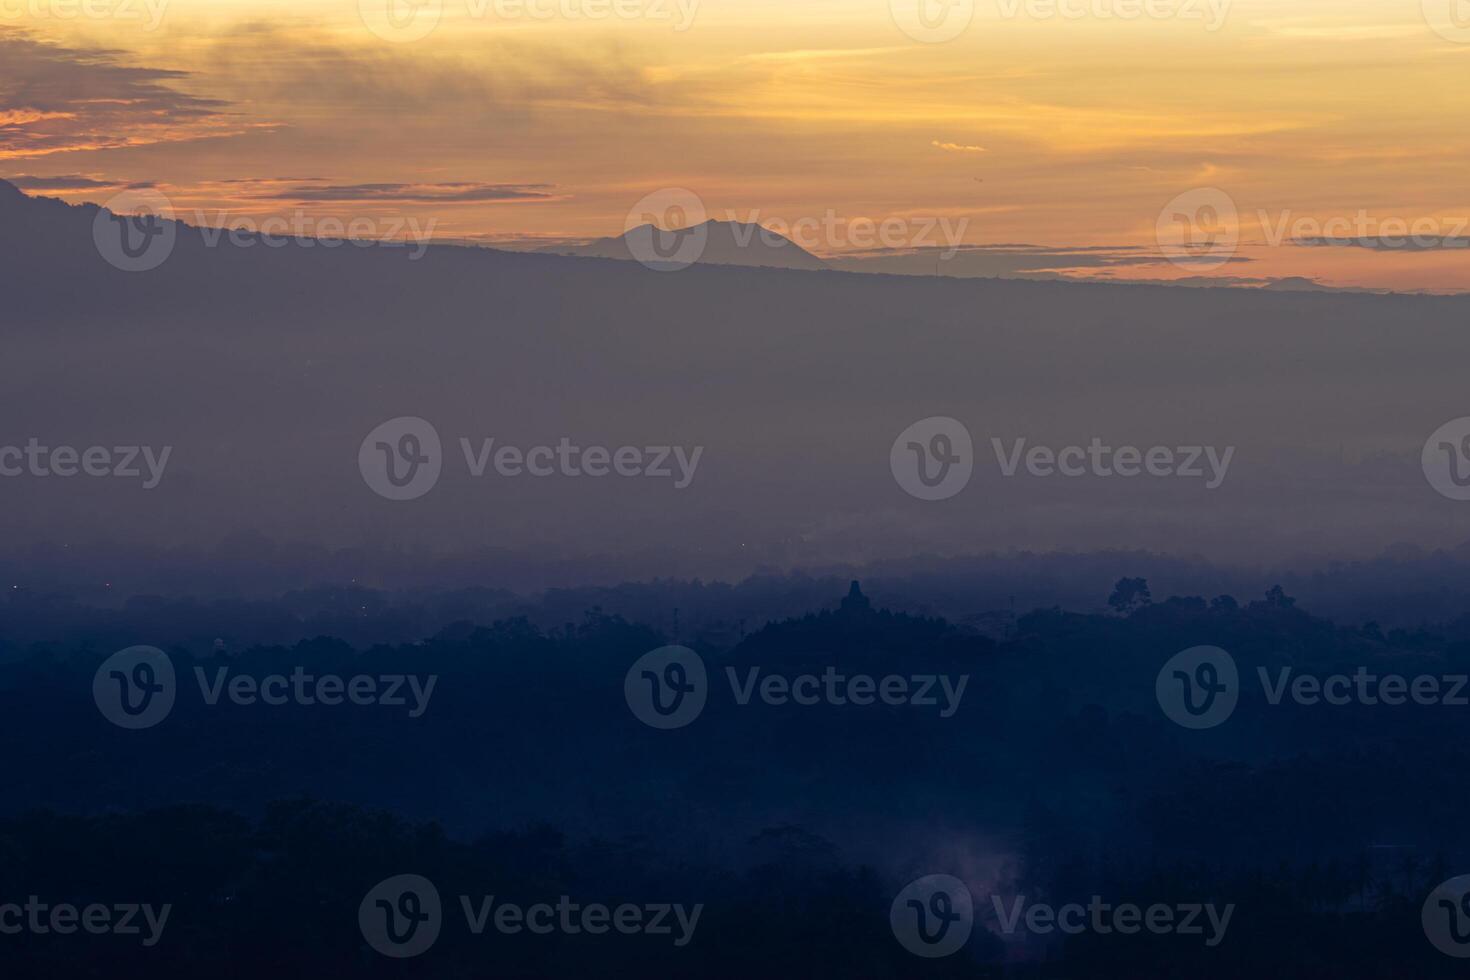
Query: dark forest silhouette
[[3, 580, 1469, 975]]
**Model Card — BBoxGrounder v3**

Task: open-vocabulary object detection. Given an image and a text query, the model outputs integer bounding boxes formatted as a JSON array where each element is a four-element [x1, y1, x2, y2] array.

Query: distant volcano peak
[[549, 216, 829, 272]]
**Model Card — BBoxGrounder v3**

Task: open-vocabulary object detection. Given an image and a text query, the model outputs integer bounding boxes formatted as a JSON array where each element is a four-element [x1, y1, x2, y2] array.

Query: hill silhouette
[[4, 180, 1470, 591], [550, 217, 830, 271], [3, 581, 1470, 977]]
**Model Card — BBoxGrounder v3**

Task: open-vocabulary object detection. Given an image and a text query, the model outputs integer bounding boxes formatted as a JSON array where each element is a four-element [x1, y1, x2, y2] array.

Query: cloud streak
[[3, 173, 156, 190], [0, 29, 232, 160], [259, 182, 561, 204]]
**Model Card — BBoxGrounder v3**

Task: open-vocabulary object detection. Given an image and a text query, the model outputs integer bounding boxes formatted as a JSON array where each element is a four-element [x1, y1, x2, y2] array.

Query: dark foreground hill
[[2, 584, 1468, 977]]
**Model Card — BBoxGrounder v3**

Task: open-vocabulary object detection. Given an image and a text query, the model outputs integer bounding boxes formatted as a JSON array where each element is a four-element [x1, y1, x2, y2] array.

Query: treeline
[[1, 585, 1469, 975]]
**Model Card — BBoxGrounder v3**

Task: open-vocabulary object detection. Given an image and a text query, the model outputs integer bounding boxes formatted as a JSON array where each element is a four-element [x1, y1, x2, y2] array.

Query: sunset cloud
[[932, 140, 988, 153], [2, 2, 1467, 289], [259, 182, 562, 204], [0, 30, 232, 159], [4, 172, 155, 190]]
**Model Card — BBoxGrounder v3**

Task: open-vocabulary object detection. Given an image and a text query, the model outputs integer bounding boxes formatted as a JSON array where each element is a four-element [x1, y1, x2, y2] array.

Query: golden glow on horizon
[[2, 0, 1469, 289]]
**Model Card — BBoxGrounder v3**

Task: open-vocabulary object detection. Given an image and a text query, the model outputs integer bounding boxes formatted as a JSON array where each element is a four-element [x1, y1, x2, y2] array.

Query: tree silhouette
[[1107, 577, 1152, 614]]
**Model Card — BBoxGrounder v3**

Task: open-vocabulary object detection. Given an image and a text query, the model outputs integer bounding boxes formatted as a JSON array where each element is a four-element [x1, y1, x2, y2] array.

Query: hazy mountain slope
[[549, 219, 830, 271], [4, 181, 1470, 590]]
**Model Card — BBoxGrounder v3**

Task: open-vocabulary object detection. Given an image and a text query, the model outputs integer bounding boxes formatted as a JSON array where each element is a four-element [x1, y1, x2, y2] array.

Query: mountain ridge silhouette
[[548, 217, 830, 271], [1, 176, 1470, 580]]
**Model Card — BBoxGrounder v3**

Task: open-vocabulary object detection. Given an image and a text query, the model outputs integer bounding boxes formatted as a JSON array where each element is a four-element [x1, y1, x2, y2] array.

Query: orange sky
[[3, 0, 1470, 289]]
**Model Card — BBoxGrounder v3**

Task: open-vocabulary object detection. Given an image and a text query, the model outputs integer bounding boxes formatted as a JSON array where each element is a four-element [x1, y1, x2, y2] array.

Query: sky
[[2, 0, 1469, 289]]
